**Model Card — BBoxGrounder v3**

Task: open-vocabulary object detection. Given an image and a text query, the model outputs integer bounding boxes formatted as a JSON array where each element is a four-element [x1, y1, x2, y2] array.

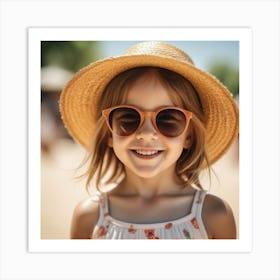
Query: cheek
[[168, 132, 188, 147], [111, 134, 131, 145], [170, 139, 185, 154], [167, 134, 188, 156], [111, 135, 131, 156]]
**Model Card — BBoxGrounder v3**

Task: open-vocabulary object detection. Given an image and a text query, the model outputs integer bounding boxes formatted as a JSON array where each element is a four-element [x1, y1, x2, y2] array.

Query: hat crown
[[123, 41, 194, 65]]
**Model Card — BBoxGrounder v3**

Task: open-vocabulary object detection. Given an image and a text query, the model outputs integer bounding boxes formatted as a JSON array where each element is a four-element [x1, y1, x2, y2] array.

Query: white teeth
[[135, 150, 159, 156]]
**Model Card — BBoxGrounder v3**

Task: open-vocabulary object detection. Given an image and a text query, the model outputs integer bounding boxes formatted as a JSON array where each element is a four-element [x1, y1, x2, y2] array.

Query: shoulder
[[201, 193, 237, 239], [70, 196, 100, 239]]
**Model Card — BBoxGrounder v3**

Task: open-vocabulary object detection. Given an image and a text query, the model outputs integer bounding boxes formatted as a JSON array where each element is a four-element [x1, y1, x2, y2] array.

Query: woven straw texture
[[60, 42, 239, 165]]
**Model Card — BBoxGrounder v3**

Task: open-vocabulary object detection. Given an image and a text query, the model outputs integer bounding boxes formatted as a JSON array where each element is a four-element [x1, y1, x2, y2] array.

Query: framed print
[[1, 1, 279, 279], [28, 27, 252, 253]]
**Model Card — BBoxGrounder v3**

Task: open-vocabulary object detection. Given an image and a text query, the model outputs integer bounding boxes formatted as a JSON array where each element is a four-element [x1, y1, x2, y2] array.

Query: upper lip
[[130, 147, 165, 151]]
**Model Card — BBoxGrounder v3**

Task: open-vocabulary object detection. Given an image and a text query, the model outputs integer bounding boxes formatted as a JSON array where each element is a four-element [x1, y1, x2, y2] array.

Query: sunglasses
[[102, 105, 192, 137]]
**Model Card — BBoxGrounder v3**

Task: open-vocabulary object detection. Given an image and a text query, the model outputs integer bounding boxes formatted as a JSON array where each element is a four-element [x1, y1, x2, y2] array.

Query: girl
[[60, 41, 239, 239]]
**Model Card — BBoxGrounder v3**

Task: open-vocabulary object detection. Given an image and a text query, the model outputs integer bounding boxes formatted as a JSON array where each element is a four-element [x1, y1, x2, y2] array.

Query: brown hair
[[84, 67, 210, 191]]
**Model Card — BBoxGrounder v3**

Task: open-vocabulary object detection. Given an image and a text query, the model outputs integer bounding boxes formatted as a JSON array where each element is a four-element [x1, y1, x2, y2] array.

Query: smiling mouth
[[131, 149, 164, 159]]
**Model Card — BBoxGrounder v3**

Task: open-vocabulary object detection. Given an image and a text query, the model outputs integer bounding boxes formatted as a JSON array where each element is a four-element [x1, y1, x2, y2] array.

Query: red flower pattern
[[144, 229, 160, 239], [165, 223, 173, 229], [128, 225, 137, 234], [191, 218, 199, 229], [96, 226, 107, 237]]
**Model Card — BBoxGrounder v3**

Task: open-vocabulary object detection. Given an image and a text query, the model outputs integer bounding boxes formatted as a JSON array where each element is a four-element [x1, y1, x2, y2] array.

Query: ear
[[108, 137, 113, 147], [183, 136, 192, 149]]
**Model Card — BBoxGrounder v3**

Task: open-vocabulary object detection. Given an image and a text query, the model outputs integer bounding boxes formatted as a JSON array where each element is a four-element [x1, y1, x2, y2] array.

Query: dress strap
[[189, 189, 209, 238], [92, 191, 110, 217], [191, 189, 208, 216], [101, 192, 110, 215]]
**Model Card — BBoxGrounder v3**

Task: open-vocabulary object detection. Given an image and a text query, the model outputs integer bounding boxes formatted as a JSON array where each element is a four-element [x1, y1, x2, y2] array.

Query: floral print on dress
[[96, 226, 107, 238], [128, 225, 137, 234], [164, 223, 173, 229], [144, 229, 160, 239], [191, 217, 199, 229], [183, 229, 191, 239], [93, 190, 208, 239]]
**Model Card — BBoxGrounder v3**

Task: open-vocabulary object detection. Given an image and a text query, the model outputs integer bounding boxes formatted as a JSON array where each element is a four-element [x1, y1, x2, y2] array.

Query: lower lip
[[131, 150, 163, 160]]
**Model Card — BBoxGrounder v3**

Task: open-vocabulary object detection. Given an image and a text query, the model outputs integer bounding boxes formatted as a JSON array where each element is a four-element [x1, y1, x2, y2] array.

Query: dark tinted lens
[[156, 109, 186, 137], [109, 107, 141, 136]]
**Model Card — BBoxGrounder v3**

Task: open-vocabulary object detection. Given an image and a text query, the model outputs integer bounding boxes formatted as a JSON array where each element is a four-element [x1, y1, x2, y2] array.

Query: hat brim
[[60, 54, 239, 165]]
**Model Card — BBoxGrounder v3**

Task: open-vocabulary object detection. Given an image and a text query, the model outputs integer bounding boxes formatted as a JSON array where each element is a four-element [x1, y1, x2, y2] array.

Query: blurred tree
[[207, 62, 239, 97], [41, 41, 101, 72], [41, 41, 101, 150]]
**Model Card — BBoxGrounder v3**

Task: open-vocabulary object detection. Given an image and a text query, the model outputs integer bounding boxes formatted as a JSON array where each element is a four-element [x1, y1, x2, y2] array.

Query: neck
[[120, 168, 184, 199]]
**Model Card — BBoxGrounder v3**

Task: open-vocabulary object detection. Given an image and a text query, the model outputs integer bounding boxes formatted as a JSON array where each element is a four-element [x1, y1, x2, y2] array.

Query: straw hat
[[60, 41, 239, 164]]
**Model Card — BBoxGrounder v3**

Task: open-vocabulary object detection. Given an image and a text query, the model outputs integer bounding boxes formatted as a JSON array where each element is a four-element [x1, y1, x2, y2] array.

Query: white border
[[1, 1, 279, 279], [28, 27, 252, 253]]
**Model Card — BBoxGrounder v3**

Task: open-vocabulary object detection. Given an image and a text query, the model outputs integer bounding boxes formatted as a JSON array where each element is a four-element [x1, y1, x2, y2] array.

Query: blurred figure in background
[[41, 66, 73, 154]]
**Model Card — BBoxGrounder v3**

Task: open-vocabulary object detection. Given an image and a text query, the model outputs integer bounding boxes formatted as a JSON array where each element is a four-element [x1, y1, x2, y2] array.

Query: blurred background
[[41, 41, 239, 239]]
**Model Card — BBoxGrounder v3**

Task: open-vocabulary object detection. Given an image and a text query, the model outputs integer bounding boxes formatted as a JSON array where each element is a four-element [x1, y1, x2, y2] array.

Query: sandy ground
[[41, 138, 239, 239]]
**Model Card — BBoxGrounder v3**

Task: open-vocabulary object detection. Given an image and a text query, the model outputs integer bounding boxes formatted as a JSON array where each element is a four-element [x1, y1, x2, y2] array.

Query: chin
[[128, 165, 172, 180]]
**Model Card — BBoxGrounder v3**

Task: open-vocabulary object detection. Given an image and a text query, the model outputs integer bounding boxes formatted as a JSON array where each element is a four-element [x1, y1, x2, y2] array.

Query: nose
[[135, 117, 158, 140]]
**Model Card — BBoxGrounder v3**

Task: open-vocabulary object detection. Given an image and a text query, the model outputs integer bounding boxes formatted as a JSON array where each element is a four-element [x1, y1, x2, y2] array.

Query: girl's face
[[109, 71, 189, 180]]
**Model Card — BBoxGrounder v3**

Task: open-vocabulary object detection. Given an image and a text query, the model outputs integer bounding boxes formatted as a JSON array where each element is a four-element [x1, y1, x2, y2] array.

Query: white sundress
[[92, 189, 209, 239]]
